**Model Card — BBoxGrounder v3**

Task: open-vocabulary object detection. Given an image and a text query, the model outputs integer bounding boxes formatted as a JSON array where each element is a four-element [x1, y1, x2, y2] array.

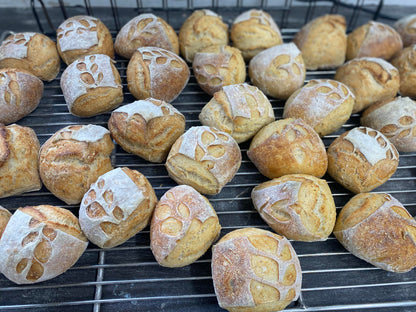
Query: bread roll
[[199, 83, 274, 143], [79, 167, 157, 248], [247, 118, 328, 179], [0, 124, 41, 198], [0, 32, 60, 81], [283, 79, 354, 136], [56, 15, 114, 65], [127, 47, 189, 102], [39, 124, 114, 205], [150, 185, 221, 267], [0, 206, 11, 239], [327, 126, 399, 193], [251, 174, 336, 242], [394, 14, 416, 47], [361, 97, 416, 152], [166, 126, 241, 195], [193, 45, 246, 96], [179, 9, 229, 62], [212, 227, 302, 312], [108, 98, 185, 162], [293, 14, 347, 70], [230, 9, 283, 61], [249, 43, 306, 100], [0, 205, 88, 284], [334, 57, 400, 113], [115, 13, 179, 59], [346, 21, 403, 61], [0, 68, 43, 125], [334, 193, 416, 273], [391, 45, 416, 98]]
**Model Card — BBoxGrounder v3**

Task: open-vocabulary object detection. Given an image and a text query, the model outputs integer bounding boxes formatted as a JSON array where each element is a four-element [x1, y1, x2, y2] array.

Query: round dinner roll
[[346, 21, 403, 61], [179, 9, 229, 63], [56, 15, 114, 65], [230, 9, 283, 61], [0, 124, 41, 199], [247, 118, 328, 179], [61, 54, 123, 117], [0, 32, 60, 81], [293, 14, 347, 70], [212, 227, 302, 312], [165, 126, 242, 195], [249, 43, 306, 100], [199, 83, 275, 143], [127, 47, 189, 102], [327, 126, 399, 194], [334, 57, 400, 113], [283, 79, 355, 136], [391, 45, 416, 98], [79, 167, 157, 249], [108, 98, 186, 163], [0, 68, 43, 125], [251, 174, 336, 242], [361, 96, 416, 152], [0, 206, 11, 239], [193, 45, 246, 96], [334, 193, 416, 273], [0, 205, 88, 284], [150, 185, 221, 267], [39, 124, 114, 205], [115, 13, 179, 59], [394, 14, 416, 47]]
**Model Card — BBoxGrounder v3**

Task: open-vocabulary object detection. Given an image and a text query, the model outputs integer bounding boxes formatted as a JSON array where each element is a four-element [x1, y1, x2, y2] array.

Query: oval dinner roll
[[293, 14, 347, 70], [193, 45, 246, 96], [56, 15, 114, 65], [39, 124, 114, 205], [394, 14, 416, 47], [334, 57, 400, 113], [0, 32, 60, 81], [247, 118, 328, 179], [283, 79, 355, 136], [327, 126, 399, 193], [212, 227, 302, 312], [249, 43, 306, 100], [334, 193, 416, 273], [251, 174, 336, 242], [391, 45, 416, 98], [0, 206, 11, 239], [0, 68, 43, 125], [79, 167, 157, 249], [199, 83, 275, 143], [127, 47, 189, 102], [108, 98, 185, 163], [230, 9, 282, 61], [115, 13, 179, 59], [166, 126, 241, 195], [150, 185, 221, 267], [0, 205, 88, 284], [179, 9, 229, 63]]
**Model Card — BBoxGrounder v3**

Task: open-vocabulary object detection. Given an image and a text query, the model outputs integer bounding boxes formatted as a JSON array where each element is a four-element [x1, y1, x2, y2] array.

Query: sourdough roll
[[251, 174, 336, 242], [394, 14, 416, 47], [230, 9, 283, 61], [334, 193, 416, 273], [0, 32, 60, 81], [150, 185, 221, 267], [56, 15, 114, 65], [39, 124, 114, 205], [79, 167, 157, 249], [0, 206, 11, 239], [391, 45, 416, 98], [193, 45, 246, 96], [108, 98, 185, 163], [199, 83, 275, 143], [0, 124, 41, 198], [247, 118, 328, 179], [115, 13, 179, 59], [0, 205, 88, 284], [61, 54, 123, 117], [212, 227, 302, 312], [249, 43, 306, 100], [327, 126, 399, 193], [166, 126, 241, 195], [293, 14, 347, 70]]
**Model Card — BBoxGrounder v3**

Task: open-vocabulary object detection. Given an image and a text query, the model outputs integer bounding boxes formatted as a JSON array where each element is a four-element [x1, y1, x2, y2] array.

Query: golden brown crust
[[0, 206, 11, 239], [391, 45, 416, 98]]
